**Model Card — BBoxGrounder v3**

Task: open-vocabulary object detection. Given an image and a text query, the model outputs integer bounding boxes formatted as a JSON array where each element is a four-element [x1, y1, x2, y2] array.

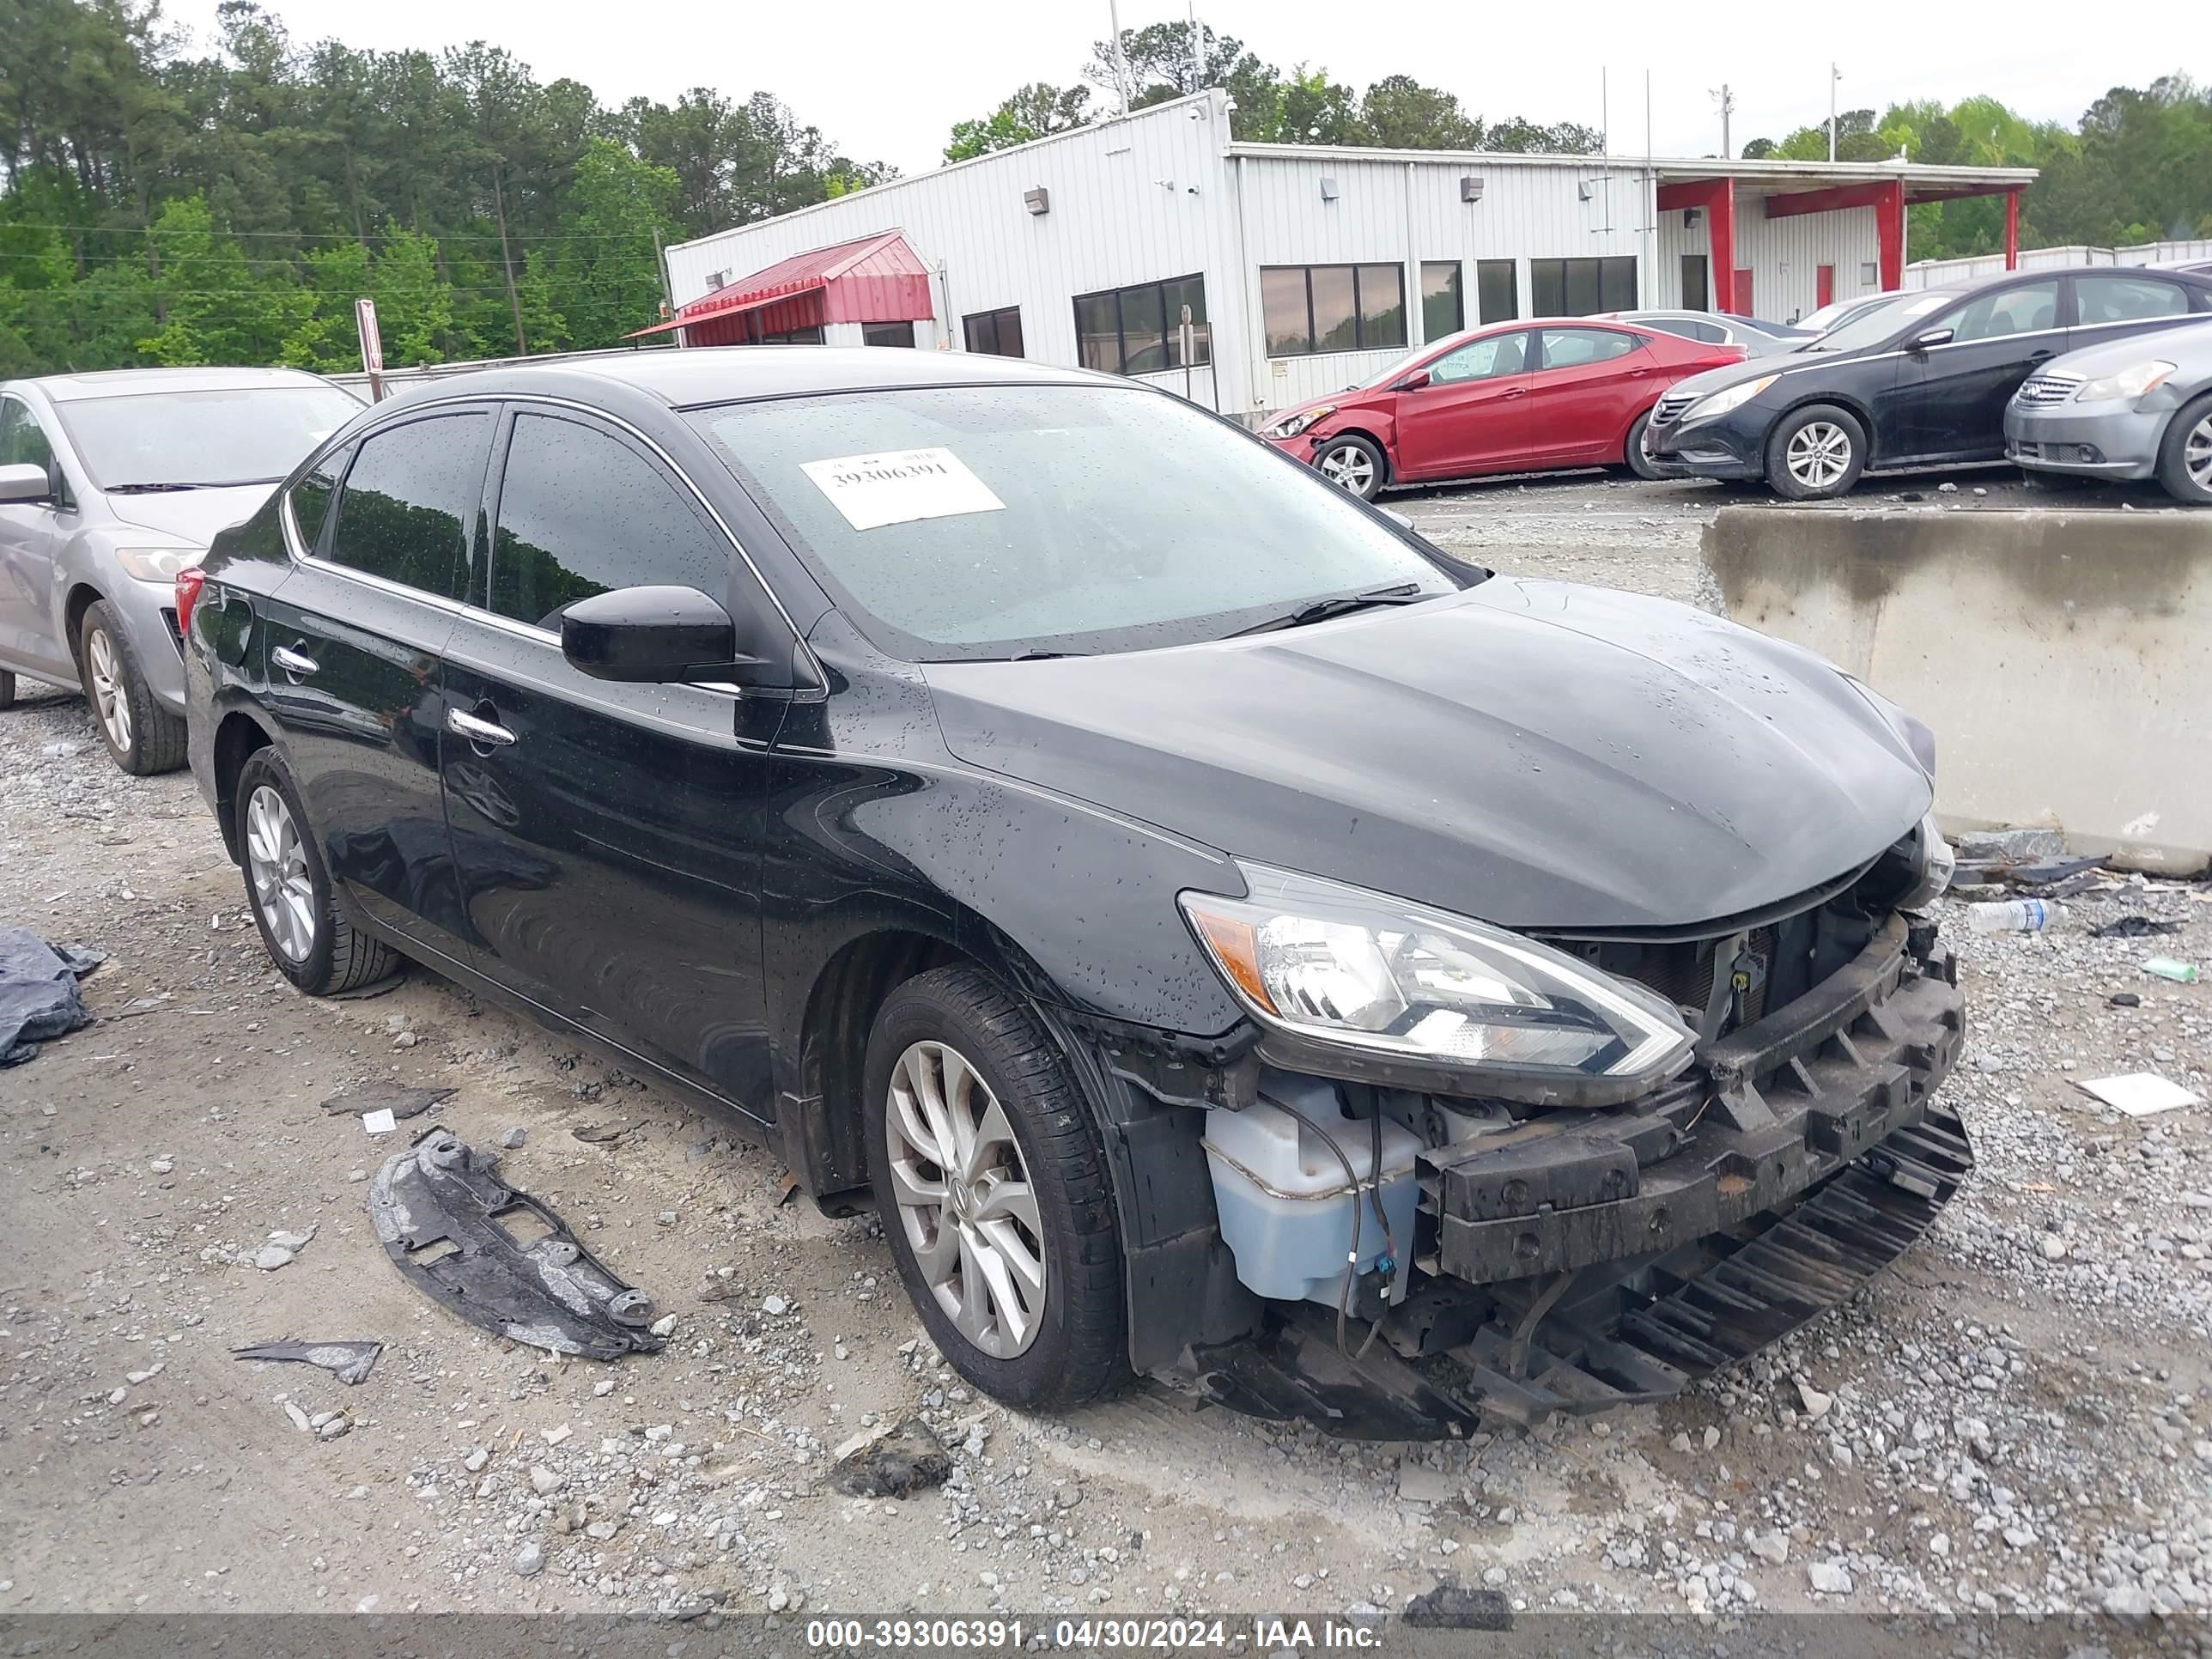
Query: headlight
[[1893, 809, 1955, 913], [114, 548, 199, 583], [1181, 863, 1696, 1087], [1684, 375, 1778, 422], [1268, 404, 1335, 440], [2074, 360, 2174, 403]]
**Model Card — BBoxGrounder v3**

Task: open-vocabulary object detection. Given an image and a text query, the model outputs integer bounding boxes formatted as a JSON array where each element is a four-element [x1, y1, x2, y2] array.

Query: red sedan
[[1261, 318, 1747, 498]]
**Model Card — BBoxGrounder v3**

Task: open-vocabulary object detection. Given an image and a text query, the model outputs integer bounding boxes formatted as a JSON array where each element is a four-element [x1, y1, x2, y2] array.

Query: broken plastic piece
[[829, 1418, 952, 1498], [368, 1128, 662, 1359], [2076, 1073, 2201, 1117], [2090, 915, 2183, 939], [572, 1121, 641, 1144], [232, 1339, 384, 1385], [323, 1081, 454, 1119]]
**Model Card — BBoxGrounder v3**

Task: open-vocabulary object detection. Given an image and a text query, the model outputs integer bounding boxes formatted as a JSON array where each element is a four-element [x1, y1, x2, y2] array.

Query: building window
[[1529, 257, 1638, 317], [1073, 274, 1210, 376], [1475, 259, 1518, 324], [750, 324, 825, 345], [1261, 264, 1407, 356], [862, 320, 915, 347], [963, 306, 1024, 358], [1419, 261, 1462, 340]]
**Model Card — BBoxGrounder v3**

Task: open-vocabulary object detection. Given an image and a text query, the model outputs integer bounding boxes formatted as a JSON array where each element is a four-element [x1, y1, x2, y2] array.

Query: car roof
[[16, 365, 346, 404], [379, 345, 1127, 411]]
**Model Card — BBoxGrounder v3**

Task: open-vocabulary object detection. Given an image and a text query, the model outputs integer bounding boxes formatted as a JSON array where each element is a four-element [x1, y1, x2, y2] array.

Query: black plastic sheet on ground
[[0, 927, 101, 1066]]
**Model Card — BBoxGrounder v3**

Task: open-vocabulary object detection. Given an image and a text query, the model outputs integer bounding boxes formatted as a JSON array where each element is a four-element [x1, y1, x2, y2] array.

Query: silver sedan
[[2005, 317, 2212, 504], [0, 367, 361, 771]]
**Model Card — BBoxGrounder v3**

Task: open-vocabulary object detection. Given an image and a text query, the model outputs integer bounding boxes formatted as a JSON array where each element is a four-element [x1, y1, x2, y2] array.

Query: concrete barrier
[[1703, 506, 2212, 875]]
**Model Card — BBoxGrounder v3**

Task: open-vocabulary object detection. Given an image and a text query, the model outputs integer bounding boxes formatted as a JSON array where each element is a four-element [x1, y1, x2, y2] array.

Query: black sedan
[[1643, 266, 2212, 497], [181, 349, 1966, 1435]]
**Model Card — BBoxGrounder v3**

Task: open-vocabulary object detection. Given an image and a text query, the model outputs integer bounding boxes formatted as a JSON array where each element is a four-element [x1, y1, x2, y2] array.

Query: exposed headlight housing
[[114, 547, 200, 583], [1893, 808, 1956, 913], [2074, 360, 2174, 403], [1267, 404, 1335, 441], [1181, 863, 1697, 1097], [1684, 374, 1778, 422]]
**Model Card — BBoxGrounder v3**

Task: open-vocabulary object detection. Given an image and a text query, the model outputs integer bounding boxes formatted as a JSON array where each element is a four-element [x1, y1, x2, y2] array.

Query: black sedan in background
[[179, 349, 1964, 1432], [1643, 266, 2212, 497]]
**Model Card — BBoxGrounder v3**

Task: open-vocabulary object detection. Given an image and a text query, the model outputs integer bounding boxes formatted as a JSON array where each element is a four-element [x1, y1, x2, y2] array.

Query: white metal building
[[657, 90, 2033, 422]]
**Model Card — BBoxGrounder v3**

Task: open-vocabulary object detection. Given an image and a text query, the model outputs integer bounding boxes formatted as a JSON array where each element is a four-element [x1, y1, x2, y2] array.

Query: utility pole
[[1107, 0, 1131, 114], [1711, 83, 1735, 161], [1829, 64, 1841, 161]]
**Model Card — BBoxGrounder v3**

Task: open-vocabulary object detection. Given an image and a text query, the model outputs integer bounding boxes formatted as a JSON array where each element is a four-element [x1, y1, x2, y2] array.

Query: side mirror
[[1908, 327, 1954, 354], [561, 584, 787, 688], [0, 463, 52, 505], [1396, 370, 1431, 392]]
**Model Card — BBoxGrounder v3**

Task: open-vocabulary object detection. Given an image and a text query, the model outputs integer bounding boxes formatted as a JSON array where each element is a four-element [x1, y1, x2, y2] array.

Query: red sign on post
[[355, 298, 386, 403]]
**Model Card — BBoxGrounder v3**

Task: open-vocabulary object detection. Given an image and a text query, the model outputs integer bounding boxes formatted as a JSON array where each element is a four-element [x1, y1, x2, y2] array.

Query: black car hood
[[926, 580, 1930, 932]]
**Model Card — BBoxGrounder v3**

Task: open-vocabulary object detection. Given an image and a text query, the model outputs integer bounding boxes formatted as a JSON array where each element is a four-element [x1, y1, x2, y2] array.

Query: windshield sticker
[[799, 447, 1006, 532]]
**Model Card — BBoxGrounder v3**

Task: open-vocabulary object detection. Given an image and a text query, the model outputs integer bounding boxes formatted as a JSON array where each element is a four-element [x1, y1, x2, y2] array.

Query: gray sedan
[[2005, 317, 2212, 503], [0, 367, 361, 771]]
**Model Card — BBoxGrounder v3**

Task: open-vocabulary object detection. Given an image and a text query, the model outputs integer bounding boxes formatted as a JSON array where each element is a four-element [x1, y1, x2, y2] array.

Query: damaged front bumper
[[1183, 912, 1968, 1437]]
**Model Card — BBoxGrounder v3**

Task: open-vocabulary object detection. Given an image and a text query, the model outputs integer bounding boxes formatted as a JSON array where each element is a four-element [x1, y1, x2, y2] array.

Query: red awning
[[630, 230, 934, 339]]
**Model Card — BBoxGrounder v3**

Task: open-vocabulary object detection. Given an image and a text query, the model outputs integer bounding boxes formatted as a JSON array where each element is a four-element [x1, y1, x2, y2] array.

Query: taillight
[[174, 567, 207, 636]]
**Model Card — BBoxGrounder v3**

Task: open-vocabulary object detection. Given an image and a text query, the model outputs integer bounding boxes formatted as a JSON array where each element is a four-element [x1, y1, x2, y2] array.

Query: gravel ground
[[2, 478, 2208, 1630]]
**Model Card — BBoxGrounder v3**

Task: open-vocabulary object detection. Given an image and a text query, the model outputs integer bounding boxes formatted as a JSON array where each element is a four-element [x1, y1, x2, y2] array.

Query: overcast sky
[[167, 0, 2208, 177]]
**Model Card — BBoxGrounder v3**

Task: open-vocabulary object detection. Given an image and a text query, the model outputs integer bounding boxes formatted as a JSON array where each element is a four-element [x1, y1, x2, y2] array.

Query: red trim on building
[[1877, 179, 1906, 293], [2003, 188, 2021, 270], [629, 230, 935, 343], [1656, 178, 1737, 313]]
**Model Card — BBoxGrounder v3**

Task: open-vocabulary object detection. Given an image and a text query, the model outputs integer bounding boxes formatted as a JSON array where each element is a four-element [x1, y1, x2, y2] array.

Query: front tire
[[1314, 434, 1386, 500], [2155, 392, 2212, 505], [864, 964, 1128, 1409], [77, 600, 186, 775], [234, 747, 399, 995], [1765, 404, 1867, 500], [1624, 409, 1663, 480]]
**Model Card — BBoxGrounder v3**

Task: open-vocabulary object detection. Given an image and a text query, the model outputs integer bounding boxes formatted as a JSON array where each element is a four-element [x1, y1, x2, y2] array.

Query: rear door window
[[325, 413, 491, 600], [2073, 273, 2191, 325], [487, 412, 733, 631], [1428, 331, 1528, 384]]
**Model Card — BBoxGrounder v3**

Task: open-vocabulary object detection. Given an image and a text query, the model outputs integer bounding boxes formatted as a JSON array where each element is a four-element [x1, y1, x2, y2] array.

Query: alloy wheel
[[1784, 421, 1853, 492], [87, 628, 131, 753], [244, 784, 316, 963], [884, 1039, 1048, 1358], [2187, 412, 2212, 493], [1317, 443, 1376, 495]]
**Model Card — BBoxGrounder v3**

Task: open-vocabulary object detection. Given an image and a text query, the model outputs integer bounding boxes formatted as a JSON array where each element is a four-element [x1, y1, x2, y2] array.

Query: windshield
[[57, 385, 362, 490], [1799, 292, 1949, 355], [690, 384, 1462, 661]]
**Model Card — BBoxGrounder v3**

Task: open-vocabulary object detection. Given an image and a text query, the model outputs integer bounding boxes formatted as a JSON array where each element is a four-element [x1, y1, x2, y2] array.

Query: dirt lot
[[3, 471, 2209, 1626]]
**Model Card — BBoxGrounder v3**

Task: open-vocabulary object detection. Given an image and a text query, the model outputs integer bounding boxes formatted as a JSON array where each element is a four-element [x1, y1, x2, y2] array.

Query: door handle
[[1502, 386, 1528, 398], [447, 707, 516, 748], [270, 644, 319, 678], [2027, 349, 2055, 362]]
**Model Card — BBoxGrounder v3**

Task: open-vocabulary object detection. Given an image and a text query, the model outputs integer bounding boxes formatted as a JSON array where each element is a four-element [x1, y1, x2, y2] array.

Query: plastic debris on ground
[[2142, 957, 2200, 983], [2091, 915, 2185, 939], [0, 927, 103, 1066], [828, 1418, 952, 1498], [368, 1127, 663, 1359], [231, 1339, 384, 1385], [321, 1082, 454, 1120], [2075, 1073, 2202, 1118]]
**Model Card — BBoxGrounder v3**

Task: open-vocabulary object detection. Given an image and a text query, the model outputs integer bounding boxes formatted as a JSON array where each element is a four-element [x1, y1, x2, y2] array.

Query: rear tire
[[1313, 434, 1387, 501], [234, 747, 399, 995], [863, 964, 1128, 1409], [77, 600, 186, 775], [2154, 392, 2212, 505], [1764, 404, 1867, 501], [1625, 409, 1663, 481]]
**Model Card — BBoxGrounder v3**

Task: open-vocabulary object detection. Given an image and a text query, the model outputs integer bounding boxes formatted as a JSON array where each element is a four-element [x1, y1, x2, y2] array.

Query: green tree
[[945, 83, 1092, 162], [1358, 76, 1481, 149]]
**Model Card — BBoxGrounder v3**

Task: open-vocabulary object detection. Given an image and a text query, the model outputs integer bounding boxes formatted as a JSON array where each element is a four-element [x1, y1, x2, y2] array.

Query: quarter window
[[1261, 264, 1407, 356], [1427, 331, 1529, 385], [488, 413, 733, 631], [1529, 257, 1638, 317], [325, 413, 490, 599], [1419, 261, 1462, 340], [1073, 275, 1210, 376], [1940, 281, 2059, 343], [2075, 274, 2190, 325], [288, 445, 351, 554], [1538, 327, 1640, 369], [963, 306, 1024, 358]]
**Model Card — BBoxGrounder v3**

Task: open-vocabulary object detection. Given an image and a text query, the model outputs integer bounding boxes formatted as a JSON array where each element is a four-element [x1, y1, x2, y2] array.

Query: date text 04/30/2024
[[802, 1619, 1386, 1651]]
